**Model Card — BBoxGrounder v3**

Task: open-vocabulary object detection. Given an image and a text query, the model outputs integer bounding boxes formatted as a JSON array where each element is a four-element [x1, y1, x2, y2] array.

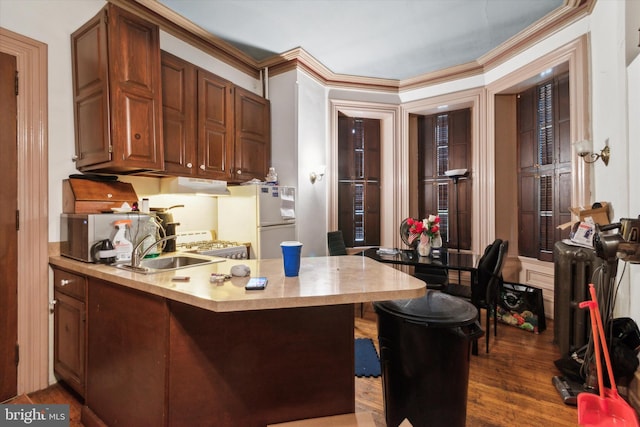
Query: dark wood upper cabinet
[[198, 68, 235, 180], [234, 86, 271, 182], [161, 51, 196, 176], [161, 51, 270, 182], [71, 3, 164, 173]]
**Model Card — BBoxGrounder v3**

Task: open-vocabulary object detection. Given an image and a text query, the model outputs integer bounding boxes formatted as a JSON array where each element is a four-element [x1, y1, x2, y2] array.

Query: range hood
[[160, 177, 230, 196]]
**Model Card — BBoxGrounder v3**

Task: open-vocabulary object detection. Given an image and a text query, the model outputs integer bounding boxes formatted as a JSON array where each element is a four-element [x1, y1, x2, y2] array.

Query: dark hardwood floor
[[355, 303, 579, 426], [7, 304, 579, 426]]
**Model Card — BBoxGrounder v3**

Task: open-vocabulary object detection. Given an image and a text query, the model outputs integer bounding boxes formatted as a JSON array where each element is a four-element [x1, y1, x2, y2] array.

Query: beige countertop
[[49, 254, 426, 312]]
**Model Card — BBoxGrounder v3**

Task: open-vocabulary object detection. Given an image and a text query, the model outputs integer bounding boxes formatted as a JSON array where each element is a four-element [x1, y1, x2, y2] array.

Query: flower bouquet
[[405, 215, 442, 256], [406, 215, 440, 244]]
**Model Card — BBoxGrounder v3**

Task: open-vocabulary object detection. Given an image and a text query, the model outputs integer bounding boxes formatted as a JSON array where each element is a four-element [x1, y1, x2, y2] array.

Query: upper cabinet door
[[197, 68, 234, 180], [71, 8, 111, 169], [71, 4, 164, 173], [233, 86, 271, 182], [107, 4, 164, 170], [161, 51, 197, 176]]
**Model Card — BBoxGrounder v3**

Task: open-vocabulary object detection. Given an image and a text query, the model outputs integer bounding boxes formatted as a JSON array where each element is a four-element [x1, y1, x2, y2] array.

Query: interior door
[[0, 51, 19, 402]]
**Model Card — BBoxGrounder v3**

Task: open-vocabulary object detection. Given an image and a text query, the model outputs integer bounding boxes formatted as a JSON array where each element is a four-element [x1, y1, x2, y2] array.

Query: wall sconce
[[309, 165, 326, 184], [574, 139, 610, 166]]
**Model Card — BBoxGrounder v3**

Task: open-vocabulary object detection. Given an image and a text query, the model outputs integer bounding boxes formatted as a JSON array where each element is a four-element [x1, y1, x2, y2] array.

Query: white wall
[[589, 0, 638, 318], [628, 52, 640, 321], [295, 70, 328, 257], [268, 70, 298, 188], [160, 31, 260, 95]]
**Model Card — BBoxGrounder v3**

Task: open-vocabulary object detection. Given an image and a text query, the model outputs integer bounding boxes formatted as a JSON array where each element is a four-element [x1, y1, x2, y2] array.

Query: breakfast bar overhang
[[49, 254, 425, 427]]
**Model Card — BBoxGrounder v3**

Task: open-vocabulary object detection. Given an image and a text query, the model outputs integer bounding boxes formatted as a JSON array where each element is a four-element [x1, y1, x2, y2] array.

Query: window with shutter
[[338, 116, 381, 247], [517, 72, 571, 261], [417, 109, 471, 250]]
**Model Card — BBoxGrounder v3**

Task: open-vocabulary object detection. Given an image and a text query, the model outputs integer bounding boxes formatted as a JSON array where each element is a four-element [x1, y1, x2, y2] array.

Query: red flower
[[404, 215, 441, 245]]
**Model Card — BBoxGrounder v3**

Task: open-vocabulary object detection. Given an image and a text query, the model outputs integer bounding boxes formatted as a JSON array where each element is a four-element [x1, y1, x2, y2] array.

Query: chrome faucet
[[130, 235, 177, 268]]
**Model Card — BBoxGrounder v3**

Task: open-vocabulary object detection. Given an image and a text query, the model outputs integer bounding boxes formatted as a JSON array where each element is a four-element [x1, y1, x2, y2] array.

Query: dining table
[[360, 247, 483, 354], [360, 247, 477, 285]]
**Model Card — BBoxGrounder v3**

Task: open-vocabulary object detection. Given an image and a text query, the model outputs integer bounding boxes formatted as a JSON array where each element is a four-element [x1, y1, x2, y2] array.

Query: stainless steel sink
[[115, 253, 225, 274]]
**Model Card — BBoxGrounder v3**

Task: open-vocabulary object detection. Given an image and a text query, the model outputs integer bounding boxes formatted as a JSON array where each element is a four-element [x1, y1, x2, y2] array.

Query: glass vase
[[431, 233, 443, 249], [417, 234, 431, 257]]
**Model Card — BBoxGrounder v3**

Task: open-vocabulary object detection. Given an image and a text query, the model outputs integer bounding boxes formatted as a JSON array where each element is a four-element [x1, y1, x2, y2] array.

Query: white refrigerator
[[217, 185, 296, 259]]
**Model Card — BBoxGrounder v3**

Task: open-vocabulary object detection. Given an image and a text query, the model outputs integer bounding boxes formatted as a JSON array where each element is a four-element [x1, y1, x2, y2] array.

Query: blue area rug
[[355, 338, 381, 377]]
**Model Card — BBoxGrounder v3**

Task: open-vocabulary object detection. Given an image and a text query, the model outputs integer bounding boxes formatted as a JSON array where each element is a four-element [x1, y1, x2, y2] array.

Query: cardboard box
[[559, 202, 610, 230], [570, 202, 610, 225]]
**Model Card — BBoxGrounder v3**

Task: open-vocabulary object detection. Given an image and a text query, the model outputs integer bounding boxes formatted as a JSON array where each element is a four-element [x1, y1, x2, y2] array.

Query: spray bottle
[[113, 219, 134, 262], [140, 215, 162, 258]]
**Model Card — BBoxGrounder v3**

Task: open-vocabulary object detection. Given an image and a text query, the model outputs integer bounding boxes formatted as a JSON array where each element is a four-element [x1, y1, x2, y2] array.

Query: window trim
[[487, 35, 591, 263], [329, 101, 400, 248], [403, 89, 484, 254]]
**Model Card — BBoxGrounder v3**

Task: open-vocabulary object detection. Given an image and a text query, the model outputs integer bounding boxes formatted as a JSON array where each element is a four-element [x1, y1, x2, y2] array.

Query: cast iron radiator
[[553, 241, 617, 357]]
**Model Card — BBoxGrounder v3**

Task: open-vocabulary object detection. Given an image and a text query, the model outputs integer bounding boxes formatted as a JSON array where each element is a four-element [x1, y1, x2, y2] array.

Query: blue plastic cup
[[280, 241, 303, 277]]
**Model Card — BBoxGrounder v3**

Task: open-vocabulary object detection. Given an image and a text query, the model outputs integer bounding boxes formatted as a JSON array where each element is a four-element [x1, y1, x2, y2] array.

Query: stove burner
[[176, 238, 248, 259], [176, 240, 242, 251]]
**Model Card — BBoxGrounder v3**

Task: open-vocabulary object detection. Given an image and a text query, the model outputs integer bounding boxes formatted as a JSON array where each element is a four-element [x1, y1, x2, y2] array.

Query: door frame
[[0, 27, 49, 394]]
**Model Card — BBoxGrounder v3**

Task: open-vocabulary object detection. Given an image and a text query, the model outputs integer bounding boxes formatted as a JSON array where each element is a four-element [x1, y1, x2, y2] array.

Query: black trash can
[[374, 291, 484, 427]]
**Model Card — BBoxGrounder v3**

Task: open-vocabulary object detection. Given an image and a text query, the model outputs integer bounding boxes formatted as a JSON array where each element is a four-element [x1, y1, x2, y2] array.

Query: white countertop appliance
[[217, 185, 296, 259]]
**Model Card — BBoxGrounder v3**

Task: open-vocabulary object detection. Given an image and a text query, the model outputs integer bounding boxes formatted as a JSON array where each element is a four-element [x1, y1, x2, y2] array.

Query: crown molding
[[261, 48, 401, 92], [476, 0, 593, 72], [125, 0, 595, 93]]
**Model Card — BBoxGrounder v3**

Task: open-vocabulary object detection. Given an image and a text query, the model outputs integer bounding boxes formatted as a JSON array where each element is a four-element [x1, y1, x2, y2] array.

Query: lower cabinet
[[52, 267, 86, 398]]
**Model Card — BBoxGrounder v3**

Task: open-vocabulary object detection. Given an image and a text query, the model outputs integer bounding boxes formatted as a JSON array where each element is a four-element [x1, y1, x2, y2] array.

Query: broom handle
[[581, 295, 605, 399], [589, 283, 619, 397]]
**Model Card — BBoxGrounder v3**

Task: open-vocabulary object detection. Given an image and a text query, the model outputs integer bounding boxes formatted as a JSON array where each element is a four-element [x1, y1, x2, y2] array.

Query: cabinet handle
[[134, 133, 141, 140], [237, 170, 242, 175], [186, 163, 193, 168], [49, 299, 57, 312], [60, 279, 70, 287], [200, 165, 206, 171]]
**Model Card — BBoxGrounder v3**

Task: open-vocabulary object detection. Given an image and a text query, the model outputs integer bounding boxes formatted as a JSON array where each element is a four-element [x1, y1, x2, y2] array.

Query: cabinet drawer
[[53, 269, 86, 300]]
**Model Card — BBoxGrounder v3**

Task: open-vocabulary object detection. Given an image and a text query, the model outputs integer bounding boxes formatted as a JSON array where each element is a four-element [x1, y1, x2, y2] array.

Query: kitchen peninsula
[[49, 254, 425, 427]]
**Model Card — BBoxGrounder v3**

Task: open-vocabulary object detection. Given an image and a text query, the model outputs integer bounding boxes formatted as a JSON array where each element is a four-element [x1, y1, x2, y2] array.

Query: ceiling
[[157, 0, 565, 81]]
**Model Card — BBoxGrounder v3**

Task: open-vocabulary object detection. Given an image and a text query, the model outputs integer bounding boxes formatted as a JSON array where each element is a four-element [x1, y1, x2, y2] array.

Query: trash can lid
[[374, 291, 478, 327]]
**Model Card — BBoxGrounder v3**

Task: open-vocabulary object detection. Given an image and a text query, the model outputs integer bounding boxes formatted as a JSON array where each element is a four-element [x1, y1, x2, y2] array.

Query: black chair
[[475, 240, 508, 353], [327, 230, 348, 256], [444, 239, 509, 353], [413, 264, 448, 291]]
